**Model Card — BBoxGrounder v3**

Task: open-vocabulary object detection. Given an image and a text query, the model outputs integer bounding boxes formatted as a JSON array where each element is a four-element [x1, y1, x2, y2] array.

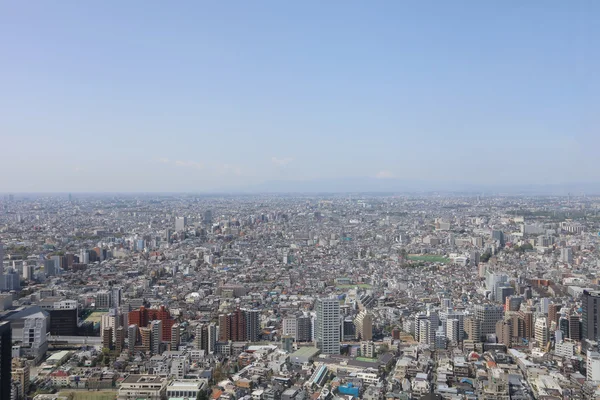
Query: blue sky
[[1, 1, 598, 192]]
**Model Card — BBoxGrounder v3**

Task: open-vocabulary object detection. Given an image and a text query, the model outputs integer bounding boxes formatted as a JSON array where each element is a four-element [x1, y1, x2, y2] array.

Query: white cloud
[[73, 166, 83, 172], [157, 157, 170, 164], [174, 160, 204, 169], [375, 170, 395, 179], [271, 157, 294, 166]]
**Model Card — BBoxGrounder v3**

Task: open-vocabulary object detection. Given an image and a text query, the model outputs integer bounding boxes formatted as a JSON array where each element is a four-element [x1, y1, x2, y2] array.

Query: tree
[[480, 251, 492, 263], [197, 389, 209, 400]]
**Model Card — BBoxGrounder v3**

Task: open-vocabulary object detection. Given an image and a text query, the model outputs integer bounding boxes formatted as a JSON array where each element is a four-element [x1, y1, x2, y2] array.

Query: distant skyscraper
[[175, 217, 187, 232], [44, 259, 56, 277], [23, 263, 34, 281], [491, 230, 505, 247], [203, 210, 213, 225], [560, 247, 573, 264], [470, 251, 480, 266], [316, 297, 340, 355]]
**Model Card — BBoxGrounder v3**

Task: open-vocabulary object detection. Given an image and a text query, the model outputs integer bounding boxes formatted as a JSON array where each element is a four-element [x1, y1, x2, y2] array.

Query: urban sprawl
[[1, 193, 600, 400]]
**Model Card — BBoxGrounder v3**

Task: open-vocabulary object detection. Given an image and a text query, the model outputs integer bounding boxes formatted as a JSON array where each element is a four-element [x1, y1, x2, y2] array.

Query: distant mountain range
[[241, 177, 600, 195]]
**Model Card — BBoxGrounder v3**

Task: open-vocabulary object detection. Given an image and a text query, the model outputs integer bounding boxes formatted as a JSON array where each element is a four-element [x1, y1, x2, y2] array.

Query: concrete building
[[151, 320, 162, 355], [354, 310, 373, 341], [316, 297, 340, 355], [582, 290, 600, 341], [535, 317, 549, 348], [475, 304, 504, 337]]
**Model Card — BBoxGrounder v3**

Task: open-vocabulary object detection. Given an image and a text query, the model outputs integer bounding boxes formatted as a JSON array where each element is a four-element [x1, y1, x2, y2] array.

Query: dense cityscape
[[0, 193, 599, 400]]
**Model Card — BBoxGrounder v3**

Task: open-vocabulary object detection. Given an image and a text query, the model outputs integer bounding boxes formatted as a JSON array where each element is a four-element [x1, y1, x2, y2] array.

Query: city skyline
[[1, 1, 598, 192]]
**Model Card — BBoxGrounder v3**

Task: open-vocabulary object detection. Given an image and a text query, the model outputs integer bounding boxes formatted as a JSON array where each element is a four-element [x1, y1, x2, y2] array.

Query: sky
[[1, 1, 598, 192]]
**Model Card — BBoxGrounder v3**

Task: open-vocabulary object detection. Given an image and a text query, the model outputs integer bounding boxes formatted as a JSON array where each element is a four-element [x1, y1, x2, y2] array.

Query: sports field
[[336, 284, 372, 289]]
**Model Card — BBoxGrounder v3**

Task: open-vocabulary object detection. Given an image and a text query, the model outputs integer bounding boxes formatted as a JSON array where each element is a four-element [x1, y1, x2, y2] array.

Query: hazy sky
[[1, 1, 598, 192]]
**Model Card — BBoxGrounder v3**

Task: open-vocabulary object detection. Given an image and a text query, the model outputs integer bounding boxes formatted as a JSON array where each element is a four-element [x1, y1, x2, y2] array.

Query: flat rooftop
[[122, 374, 166, 384]]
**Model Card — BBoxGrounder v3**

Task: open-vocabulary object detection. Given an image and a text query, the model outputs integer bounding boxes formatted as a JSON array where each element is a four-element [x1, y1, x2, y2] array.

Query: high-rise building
[[102, 327, 113, 350], [582, 290, 600, 341], [112, 287, 123, 308], [282, 317, 297, 338], [46, 300, 78, 336], [560, 247, 573, 264], [218, 314, 231, 342], [569, 313, 581, 341], [170, 324, 180, 350], [96, 291, 111, 309], [519, 309, 535, 340], [208, 323, 217, 354], [354, 310, 373, 341], [548, 303, 562, 328], [244, 309, 260, 342], [0, 322, 12, 400], [475, 304, 504, 337], [23, 262, 34, 281], [505, 296, 523, 312], [535, 317, 549, 348], [446, 319, 460, 344], [140, 327, 151, 352], [485, 271, 508, 302], [101, 310, 120, 343], [296, 315, 312, 342], [115, 326, 125, 353], [12, 357, 30, 398], [0, 239, 4, 276], [22, 312, 49, 360], [203, 210, 213, 225], [195, 324, 208, 351], [175, 217, 187, 232], [127, 306, 174, 342], [539, 298, 550, 314], [231, 309, 246, 342], [127, 324, 137, 351], [316, 297, 340, 355], [44, 259, 56, 277], [2, 269, 20, 291], [496, 319, 512, 346], [491, 230, 505, 247], [419, 319, 432, 344], [464, 316, 480, 341], [559, 315, 569, 339], [497, 286, 514, 305], [151, 320, 163, 355], [588, 351, 600, 381]]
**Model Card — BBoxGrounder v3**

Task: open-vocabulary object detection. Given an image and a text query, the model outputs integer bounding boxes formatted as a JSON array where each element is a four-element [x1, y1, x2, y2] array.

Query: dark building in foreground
[[0, 321, 12, 400]]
